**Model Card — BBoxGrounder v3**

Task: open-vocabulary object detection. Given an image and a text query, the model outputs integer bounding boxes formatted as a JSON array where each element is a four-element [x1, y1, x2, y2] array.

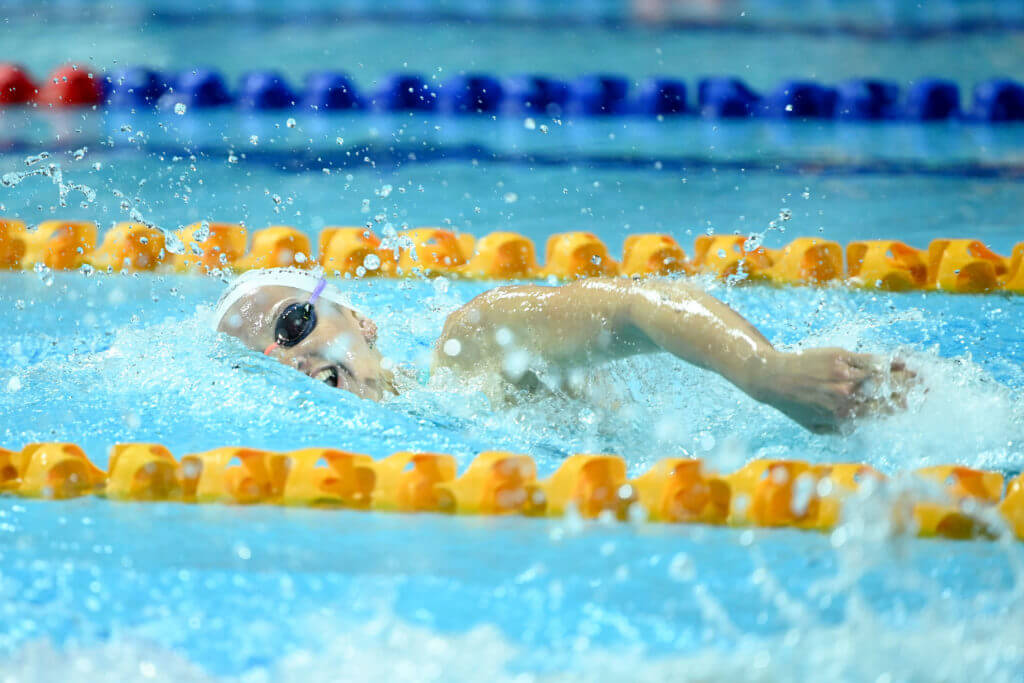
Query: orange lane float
[[105, 443, 181, 501], [524, 454, 635, 519], [89, 222, 168, 272], [912, 465, 1004, 539], [725, 460, 827, 529], [7, 443, 106, 499], [765, 237, 843, 285], [621, 234, 692, 277], [998, 474, 1024, 540], [846, 240, 928, 291], [1002, 243, 1024, 293], [0, 216, 1022, 294], [367, 451, 458, 513], [2, 442, 1023, 541], [180, 447, 275, 504], [631, 458, 729, 523], [692, 234, 774, 281], [18, 220, 97, 270], [172, 222, 248, 272], [397, 228, 471, 275], [235, 226, 313, 270], [0, 218, 27, 269], [435, 450, 538, 515], [927, 239, 1009, 293], [460, 231, 540, 279], [269, 448, 376, 508], [542, 232, 620, 279], [318, 226, 395, 276]]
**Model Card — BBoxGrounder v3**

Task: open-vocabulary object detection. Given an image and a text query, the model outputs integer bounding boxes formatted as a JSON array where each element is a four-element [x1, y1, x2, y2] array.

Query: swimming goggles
[[263, 277, 327, 355]]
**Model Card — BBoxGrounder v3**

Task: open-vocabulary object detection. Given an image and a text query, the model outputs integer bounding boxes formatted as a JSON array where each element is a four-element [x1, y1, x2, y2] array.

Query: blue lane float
[[161, 68, 234, 109], [835, 79, 900, 120], [8, 64, 1024, 124], [105, 67, 169, 109], [569, 74, 632, 116], [905, 79, 961, 120], [440, 74, 504, 114], [503, 75, 570, 116], [238, 70, 297, 110], [636, 77, 688, 115], [763, 80, 838, 118], [376, 72, 437, 112], [972, 79, 1024, 121], [302, 71, 364, 111], [697, 77, 761, 118]]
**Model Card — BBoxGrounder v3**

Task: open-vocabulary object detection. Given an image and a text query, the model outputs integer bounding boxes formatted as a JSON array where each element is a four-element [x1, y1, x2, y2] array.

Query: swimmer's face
[[217, 284, 394, 401]]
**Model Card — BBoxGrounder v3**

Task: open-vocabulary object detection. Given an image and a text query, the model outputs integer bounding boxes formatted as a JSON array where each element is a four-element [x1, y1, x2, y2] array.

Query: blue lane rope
[[6, 64, 1024, 123]]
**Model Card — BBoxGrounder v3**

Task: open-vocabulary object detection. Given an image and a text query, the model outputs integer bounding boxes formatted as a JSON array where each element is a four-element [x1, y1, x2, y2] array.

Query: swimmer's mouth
[[313, 365, 340, 387]]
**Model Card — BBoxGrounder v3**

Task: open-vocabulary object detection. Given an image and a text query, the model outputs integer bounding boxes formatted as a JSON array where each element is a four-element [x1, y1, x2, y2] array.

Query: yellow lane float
[[318, 226, 395, 276], [0, 215, 1021, 294], [397, 228, 471, 275], [621, 234, 692, 277], [765, 237, 843, 285], [928, 239, 1008, 293], [542, 232, 619, 279], [9, 443, 106, 499], [460, 231, 540, 279], [524, 454, 634, 519], [89, 222, 168, 272], [846, 240, 928, 291], [0, 218, 27, 268], [19, 220, 97, 270], [105, 443, 181, 501], [912, 465, 1004, 539], [693, 234, 774, 280], [631, 458, 729, 523], [172, 222, 248, 272], [235, 226, 312, 270], [2, 442, 1022, 541], [434, 450, 538, 515], [269, 448, 376, 508], [180, 447, 275, 504], [367, 451, 457, 513]]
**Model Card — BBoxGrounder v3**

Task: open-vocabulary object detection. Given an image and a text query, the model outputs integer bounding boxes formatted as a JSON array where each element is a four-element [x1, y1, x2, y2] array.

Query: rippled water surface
[[2, 2, 1024, 680]]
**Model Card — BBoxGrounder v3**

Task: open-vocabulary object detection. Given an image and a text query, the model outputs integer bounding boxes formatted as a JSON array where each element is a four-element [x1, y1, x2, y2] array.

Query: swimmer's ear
[[357, 315, 378, 346]]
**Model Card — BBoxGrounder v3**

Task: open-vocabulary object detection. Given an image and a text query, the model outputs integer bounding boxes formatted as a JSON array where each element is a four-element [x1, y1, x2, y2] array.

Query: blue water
[[2, 3, 1024, 681]]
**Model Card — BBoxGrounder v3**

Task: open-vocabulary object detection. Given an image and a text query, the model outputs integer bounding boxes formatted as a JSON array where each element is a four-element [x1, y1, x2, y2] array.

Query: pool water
[[2, 2, 1024, 681]]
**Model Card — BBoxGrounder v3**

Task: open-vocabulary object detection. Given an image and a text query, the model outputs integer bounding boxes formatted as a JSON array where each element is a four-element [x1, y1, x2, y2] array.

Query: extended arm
[[434, 278, 907, 432]]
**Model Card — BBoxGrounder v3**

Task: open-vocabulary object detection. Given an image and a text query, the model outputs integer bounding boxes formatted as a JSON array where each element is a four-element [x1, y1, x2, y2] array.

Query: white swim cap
[[211, 267, 365, 330]]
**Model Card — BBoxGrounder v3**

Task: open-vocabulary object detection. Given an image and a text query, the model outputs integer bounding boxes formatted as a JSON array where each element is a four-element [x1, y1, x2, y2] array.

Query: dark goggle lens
[[275, 302, 317, 347]]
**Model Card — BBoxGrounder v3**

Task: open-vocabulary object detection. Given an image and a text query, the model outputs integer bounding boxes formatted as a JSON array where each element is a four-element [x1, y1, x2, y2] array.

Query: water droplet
[[193, 221, 210, 243], [442, 338, 462, 357], [33, 262, 53, 286], [249, 135, 259, 145], [362, 253, 381, 271], [523, 117, 536, 130], [285, 117, 296, 128], [174, 102, 187, 115]]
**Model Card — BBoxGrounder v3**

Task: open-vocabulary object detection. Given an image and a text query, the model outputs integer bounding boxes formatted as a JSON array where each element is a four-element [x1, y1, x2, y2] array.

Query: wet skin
[[218, 278, 911, 433]]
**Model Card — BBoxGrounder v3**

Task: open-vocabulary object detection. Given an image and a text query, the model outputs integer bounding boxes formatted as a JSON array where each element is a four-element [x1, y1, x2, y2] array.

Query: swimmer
[[213, 268, 911, 434]]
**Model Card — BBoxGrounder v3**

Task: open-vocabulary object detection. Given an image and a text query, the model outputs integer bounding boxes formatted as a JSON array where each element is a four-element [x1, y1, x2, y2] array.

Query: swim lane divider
[[2, 63, 1024, 122], [1, 443, 1022, 542], [1, 218, 1022, 294]]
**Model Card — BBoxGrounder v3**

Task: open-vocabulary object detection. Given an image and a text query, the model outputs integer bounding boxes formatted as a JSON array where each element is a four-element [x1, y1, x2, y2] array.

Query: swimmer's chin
[[309, 364, 397, 402]]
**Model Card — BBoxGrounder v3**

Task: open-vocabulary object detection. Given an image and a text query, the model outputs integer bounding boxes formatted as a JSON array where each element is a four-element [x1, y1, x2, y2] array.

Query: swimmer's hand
[[751, 349, 913, 434]]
